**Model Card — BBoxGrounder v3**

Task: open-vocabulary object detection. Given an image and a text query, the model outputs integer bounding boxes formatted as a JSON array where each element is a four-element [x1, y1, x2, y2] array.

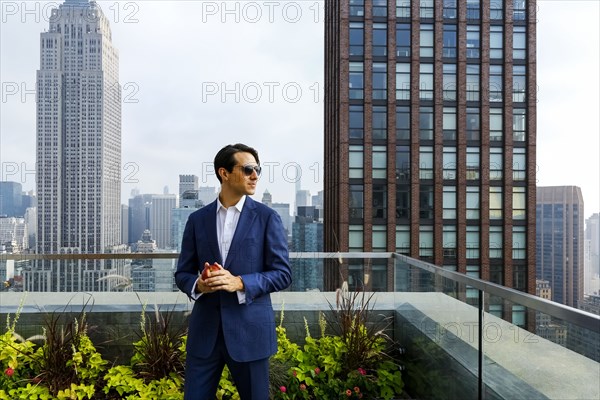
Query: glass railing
[[1, 252, 598, 400]]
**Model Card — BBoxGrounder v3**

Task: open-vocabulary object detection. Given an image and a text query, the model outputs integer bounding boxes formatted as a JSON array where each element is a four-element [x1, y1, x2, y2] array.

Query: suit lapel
[[225, 197, 257, 268], [204, 201, 222, 265]]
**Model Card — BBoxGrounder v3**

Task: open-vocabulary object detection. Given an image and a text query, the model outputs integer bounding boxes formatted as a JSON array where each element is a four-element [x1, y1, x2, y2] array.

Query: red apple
[[201, 263, 221, 280]]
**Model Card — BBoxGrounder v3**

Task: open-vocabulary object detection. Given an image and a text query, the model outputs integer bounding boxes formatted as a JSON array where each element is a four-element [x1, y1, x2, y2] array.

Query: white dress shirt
[[192, 196, 246, 303]]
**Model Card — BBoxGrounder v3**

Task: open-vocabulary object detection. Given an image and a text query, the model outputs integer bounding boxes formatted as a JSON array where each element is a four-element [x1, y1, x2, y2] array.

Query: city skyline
[[1, 0, 599, 216]]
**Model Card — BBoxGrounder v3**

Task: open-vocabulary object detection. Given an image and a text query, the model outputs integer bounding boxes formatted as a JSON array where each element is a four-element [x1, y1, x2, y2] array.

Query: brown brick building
[[324, 0, 537, 308]]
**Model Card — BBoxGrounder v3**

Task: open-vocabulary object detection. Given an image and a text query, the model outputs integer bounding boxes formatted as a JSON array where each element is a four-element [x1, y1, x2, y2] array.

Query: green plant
[[272, 292, 404, 400], [0, 295, 108, 400]]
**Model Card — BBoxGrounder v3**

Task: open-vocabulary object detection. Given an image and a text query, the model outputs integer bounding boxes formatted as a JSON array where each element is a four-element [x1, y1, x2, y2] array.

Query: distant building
[[536, 186, 584, 307], [585, 214, 600, 295], [535, 279, 567, 347], [179, 175, 199, 196], [295, 189, 311, 213], [291, 206, 323, 291], [197, 186, 218, 206], [149, 194, 177, 249], [0, 182, 22, 217], [131, 230, 176, 292], [172, 190, 203, 252], [261, 190, 273, 207], [272, 203, 292, 239], [128, 194, 153, 246], [121, 204, 129, 247]]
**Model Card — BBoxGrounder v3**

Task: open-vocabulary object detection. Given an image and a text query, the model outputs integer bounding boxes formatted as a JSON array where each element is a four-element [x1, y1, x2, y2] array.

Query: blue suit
[[175, 196, 292, 398]]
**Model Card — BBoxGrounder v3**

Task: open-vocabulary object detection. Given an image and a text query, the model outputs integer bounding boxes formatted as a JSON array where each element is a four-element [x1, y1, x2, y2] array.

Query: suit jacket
[[175, 196, 292, 362]]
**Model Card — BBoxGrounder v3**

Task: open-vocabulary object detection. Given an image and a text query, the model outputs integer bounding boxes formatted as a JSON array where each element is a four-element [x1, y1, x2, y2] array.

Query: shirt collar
[[216, 195, 246, 214]]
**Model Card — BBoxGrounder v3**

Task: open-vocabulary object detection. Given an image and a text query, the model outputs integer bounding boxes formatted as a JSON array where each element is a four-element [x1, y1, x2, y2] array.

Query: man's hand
[[196, 262, 244, 293]]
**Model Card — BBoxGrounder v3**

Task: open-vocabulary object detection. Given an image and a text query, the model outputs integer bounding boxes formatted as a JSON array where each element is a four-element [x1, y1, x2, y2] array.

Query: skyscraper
[[324, 0, 537, 300], [536, 186, 584, 308], [33, 0, 122, 291]]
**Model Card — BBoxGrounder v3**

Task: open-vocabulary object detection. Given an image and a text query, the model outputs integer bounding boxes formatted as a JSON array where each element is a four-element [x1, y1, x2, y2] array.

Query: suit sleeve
[[240, 211, 292, 305], [174, 216, 200, 298]]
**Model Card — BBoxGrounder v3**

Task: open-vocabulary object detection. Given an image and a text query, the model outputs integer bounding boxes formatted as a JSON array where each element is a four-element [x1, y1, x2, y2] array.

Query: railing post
[[478, 289, 485, 400]]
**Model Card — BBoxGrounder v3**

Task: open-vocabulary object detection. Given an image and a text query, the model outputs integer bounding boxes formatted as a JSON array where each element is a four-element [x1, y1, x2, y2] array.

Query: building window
[[443, 24, 457, 58], [466, 186, 480, 219], [349, 22, 364, 56], [489, 65, 503, 102], [396, 106, 410, 140], [420, 64, 434, 100], [443, 186, 457, 218], [396, 63, 411, 100], [490, 1, 503, 20], [396, 0, 410, 18], [490, 186, 503, 220], [489, 226, 503, 259], [513, 148, 526, 181], [350, 184, 364, 219], [466, 26, 480, 58], [419, 225, 434, 257], [443, 64, 457, 101], [512, 226, 526, 259], [373, 185, 387, 219], [466, 0, 480, 20], [490, 147, 503, 180], [466, 226, 480, 259], [373, 63, 387, 100], [396, 225, 410, 254], [443, 147, 457, 179], [372, 226, 387, 252], [373, 145, 387, 179], [513, 108, 526, 141], [420, 0, 434, 18], [396, 145, 410, 181], [513, 26, 527, 59], [490, 26, 503, 59], [420, 24, 434, 57], [443, 107, 456, 140], [513, 65, 526, 103], [396, 184, 410, 219], [349, 0, 364, 17], [349, 62, 364, 99], [466, 147, 480, 180], [443, 0, 457, 19], [396, 23, 411, 57], [420, 185, 434, 219], [513, 0, 526, 21], [419, 106, 434, 140], [349, 105, 364, 139], [466, 65, 480, 102], [349, 225, 364, 251], [373, 260, 388, 291], [419, 146, 434, 179], [372, 105, 387, 140], [513, 267, 527, 293], [466, 107, 480, 141], [513, 186, 526, 220], [373, 23, 387, 57], [443, 225, 457, 258], [349, 145, 363, 178], [373, 0, 387, 17], [490, 108, 503, 141]]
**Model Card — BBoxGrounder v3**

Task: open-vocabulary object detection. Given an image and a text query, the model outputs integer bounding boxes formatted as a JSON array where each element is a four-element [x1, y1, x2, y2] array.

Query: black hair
[[213, 143, 260, 183]]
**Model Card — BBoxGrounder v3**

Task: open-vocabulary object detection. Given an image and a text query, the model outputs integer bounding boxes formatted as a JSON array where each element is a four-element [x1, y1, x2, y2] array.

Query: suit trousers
[[184, 326, 270, 400]]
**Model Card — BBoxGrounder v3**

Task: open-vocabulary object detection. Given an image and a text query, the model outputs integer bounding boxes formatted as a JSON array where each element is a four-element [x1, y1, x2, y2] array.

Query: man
[[175, 143, 292, 399]]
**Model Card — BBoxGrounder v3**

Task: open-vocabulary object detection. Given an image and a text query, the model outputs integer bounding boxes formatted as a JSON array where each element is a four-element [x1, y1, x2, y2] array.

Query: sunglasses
[[237, 164, 262, 176]]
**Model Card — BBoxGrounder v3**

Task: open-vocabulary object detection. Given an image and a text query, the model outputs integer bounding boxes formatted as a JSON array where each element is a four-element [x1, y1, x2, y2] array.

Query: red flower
[[346, 389, 352, 397], [354, 386, 360, 393], [314, 367, 321, 375], [4, 367, 14, 377], [300, 383, 307, 391], [293, 370, 297, 377], [357, 367, 366, 376], [280, 386, 287, 393]]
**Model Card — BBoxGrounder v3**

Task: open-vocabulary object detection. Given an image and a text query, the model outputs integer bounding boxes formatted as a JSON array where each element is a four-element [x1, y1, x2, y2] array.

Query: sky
[[1, 0, 599, 217]]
